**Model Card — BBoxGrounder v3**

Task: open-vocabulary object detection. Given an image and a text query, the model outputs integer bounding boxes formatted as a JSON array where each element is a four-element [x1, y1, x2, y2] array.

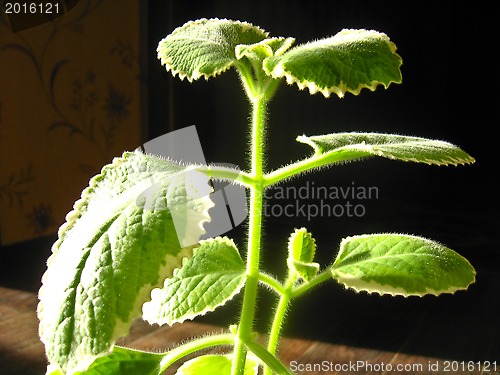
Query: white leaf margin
[[331, 233, 476, 297], [142, 237, 246, 325], [264, 29, 402, 98], [157, 18, 268, 82], [297, 132, 476, 166]]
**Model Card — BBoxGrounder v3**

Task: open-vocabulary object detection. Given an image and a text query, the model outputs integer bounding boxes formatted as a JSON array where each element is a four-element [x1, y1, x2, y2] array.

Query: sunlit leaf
[[331, 234, 476, 296], [38, 151, 213, 374], [158, 18, 267, 81], [235, 37, 295, 61], [287, 228, 319, 281], [143, 237, 246, 325], [73, 346, 163, 375], [298, 132, 475, 166], [263, 29, 402, 98], [175, 354, 259, 375]]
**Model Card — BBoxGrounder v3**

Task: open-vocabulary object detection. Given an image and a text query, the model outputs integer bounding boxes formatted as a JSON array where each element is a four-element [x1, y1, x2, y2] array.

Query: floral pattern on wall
[[0, 0, 142, 245]]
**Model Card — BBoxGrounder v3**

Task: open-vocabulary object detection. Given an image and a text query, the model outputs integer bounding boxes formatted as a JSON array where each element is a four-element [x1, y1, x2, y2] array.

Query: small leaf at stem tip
[[331, 233, 476, 297], [290, 259, 320, 282], [263, 29, 402, 98], [235, 37, 296, 61], [298, 132, 475, 166], [175, 354, 259, 375], [287, 228, 319, 281], [143, 236, 246, 326], [157, 18, 268, 81]]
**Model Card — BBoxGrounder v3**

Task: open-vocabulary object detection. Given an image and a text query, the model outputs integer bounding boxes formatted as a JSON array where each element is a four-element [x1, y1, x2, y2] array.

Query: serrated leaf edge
[[265, 29, 401, 98], [287, 227, 316, 262], [143, 237, 246, 326], [287, 228, 319, 281], [297, 133, 476, 166], [157, 18, 269, 82], [37, 153, 132, 344], [331, 233, 476, 297], [38, 151, 214, 374], [235, 37, 296, 61], [331, 269, 475, 297]]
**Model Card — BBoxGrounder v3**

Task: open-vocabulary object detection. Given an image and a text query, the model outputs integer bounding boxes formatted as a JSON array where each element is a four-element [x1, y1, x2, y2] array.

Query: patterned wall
[[0, 0, 142, 245]]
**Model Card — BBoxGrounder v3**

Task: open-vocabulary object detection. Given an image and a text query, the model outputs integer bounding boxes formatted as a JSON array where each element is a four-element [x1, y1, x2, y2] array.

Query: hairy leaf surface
[[263, 29, 402, 98], [143, 237, 245, 325], [331, 234, 476, 296], [298, 132, 475, 166], [78, 346, 162, 375], [235, 37, 295, 61], [38, 151, 213, 374], [287, 228, 319, 281], [157, 18, 267, 81], [45, 346, 162, 375]]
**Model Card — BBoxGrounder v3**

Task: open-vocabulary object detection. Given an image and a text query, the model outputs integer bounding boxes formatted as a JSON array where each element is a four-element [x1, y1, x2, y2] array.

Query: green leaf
[[158, 18, 268, 81], [38, 151, 213, 374], [45, 365, 64, 375], [73, 346, 163, 375], [288, 228, 316, 264], [176, 354, 259, 375], [235, 37, 295, 61], [298, 132, 475, 166], [263, 29, 402, 98], [331, 234, 476, 296], [143, 237, 246, 325], [287, 228, 319, 281], [289, 260, 320, 283]]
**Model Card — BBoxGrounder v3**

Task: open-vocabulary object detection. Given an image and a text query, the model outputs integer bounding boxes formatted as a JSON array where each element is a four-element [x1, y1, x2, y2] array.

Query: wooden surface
[[1, 275, 499, 375]]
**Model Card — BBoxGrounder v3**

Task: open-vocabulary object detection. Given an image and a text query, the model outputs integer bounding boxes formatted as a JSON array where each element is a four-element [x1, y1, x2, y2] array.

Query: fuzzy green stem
[[195, 164, 255, 188], [264, 273, 296, 375], [263, 150, 368, 188], [159, 333, 234, 372], [258, 272, 286, 295], [291, 267, 333, 299], [263, 268, 333, 375], [231, 96, 268, 375]]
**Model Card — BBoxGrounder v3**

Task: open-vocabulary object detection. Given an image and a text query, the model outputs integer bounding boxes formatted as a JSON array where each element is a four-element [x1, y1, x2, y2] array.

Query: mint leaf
[[73, 346, 163, 375], [235, 37, 295, 61], [298, 132, 475, 166], [158, 18, 268, 81], [331, 234, 476, 296], [263, 29, 402, 98], [143, 237, 246, 325], [176, 354, 259, 375], [287, 228, 319, 281], [38, 151, 213, 374]]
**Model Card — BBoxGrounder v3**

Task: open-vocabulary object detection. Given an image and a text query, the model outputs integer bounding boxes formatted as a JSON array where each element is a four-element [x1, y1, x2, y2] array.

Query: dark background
[[2, 0, 498, 362], [145, 0, 498, 280], [138, 0, 500, 358]]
